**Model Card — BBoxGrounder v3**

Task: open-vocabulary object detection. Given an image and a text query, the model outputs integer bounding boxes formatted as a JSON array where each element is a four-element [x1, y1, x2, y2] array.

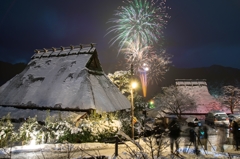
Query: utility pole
[[130, 63, 134, 139]]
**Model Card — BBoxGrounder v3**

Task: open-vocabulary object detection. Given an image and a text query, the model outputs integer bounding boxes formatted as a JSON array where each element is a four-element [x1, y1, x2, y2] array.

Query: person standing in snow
[[232, 120, 240, 150], [168, 118, 181, 154], [198, 125, 208, 150], [216, 125, 227, 152], [189, 127, 200, 155]]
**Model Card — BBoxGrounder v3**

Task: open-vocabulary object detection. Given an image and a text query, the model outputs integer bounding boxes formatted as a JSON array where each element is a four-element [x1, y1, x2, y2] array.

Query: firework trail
[[139, 63, 149, 97]]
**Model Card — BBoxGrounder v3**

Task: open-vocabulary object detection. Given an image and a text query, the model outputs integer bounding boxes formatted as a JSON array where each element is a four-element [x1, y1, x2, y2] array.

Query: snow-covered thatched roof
[[0, 44, 131, 113], [177, 79, 230, 114]]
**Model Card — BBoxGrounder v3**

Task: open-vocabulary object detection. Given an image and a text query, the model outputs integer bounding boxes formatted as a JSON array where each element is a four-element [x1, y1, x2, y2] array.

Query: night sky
[[1, 0, 240, 73]]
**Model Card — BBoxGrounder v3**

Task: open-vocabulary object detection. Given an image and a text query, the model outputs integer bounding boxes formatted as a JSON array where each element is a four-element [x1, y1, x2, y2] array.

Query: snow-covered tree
[[218, 85, 240, 114], [108, 70, 131, 97], [153, 85, 197, 119], [109, 70, 160, 137]]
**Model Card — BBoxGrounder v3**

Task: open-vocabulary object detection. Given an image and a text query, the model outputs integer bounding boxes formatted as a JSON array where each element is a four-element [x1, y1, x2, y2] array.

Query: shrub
[[0, 114, 18, 148]]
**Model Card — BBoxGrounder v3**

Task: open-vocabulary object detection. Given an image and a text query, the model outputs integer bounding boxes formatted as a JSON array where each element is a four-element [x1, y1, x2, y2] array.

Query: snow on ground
[[1, 136, 240, 159], [1, 123, 239, 158]]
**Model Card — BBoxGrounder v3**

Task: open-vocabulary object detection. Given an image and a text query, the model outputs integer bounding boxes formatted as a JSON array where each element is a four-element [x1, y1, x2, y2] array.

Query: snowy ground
[[1, 125, 240, 159], [1, 136, 240, 159]]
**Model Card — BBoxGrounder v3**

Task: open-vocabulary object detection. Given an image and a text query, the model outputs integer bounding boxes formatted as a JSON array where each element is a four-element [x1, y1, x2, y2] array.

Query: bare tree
[[117, 129, 169, 159], [153, 85, 197, 119], [218, 85, 240, 114]]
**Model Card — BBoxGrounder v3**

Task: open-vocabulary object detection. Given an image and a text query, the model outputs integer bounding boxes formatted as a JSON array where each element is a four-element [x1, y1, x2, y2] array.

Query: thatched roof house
[[0, 44, 130, 120], [148, 79, 230, 119], [176, 79, 229, 114]]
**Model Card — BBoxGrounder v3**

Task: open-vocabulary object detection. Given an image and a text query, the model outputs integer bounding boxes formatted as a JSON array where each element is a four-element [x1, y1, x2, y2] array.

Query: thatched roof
[[147, 79, 230, 119], [0, 44, 130, 113], [177, 79, 229, 114]]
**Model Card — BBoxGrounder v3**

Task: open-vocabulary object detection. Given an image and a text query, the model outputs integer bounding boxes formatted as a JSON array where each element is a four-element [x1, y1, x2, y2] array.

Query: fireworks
[[122, 45, 171, 84], [107, 0, 171, 94], [120, 37, 152, 62], [125, 50, 171, 84], [107, 0, 170, 51], [146, 50, 172, 84]]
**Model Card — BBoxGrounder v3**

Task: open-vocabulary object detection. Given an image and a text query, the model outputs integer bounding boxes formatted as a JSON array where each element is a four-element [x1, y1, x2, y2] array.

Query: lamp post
[[130, 63, 138, 139], [131, 81, 137, 139]]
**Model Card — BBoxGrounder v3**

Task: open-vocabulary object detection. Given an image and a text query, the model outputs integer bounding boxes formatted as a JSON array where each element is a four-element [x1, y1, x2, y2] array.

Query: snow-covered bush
[[58, 115, 121, 143], [3, 111, 124, 145], [18, 116, 43, 145], [18, 115, 68, 145], [0, 114, 18, 148], [46, 120, 72, 141]]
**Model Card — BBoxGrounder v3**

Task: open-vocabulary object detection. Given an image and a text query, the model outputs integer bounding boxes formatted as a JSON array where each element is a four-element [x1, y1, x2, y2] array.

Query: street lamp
[[131, 81, 137, 139]]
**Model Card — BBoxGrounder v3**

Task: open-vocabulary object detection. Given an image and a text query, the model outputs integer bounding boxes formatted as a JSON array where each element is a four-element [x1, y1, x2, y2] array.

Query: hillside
[[148, 65, 240, 99], [0, 61, 27, 86], [161, 65, 240, 86]]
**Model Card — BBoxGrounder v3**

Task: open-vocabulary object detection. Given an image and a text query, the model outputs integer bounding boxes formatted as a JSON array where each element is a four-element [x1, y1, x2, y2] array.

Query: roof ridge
[[34, 43, 96, 53], [32, 43, 97, 59]]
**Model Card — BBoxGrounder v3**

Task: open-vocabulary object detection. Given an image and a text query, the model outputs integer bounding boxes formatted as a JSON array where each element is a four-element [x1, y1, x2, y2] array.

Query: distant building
[[148, 79, 230, 119], [0, 44, 130, 121], [176, 79, 230, 115]]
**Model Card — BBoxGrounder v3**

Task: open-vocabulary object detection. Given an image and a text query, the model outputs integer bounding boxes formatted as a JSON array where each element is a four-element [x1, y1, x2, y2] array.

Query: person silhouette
[[216, 124, 227, 152], [198, 125, 208, 150], [232, 120, 240, 150], [168, 118, 181, 154]]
